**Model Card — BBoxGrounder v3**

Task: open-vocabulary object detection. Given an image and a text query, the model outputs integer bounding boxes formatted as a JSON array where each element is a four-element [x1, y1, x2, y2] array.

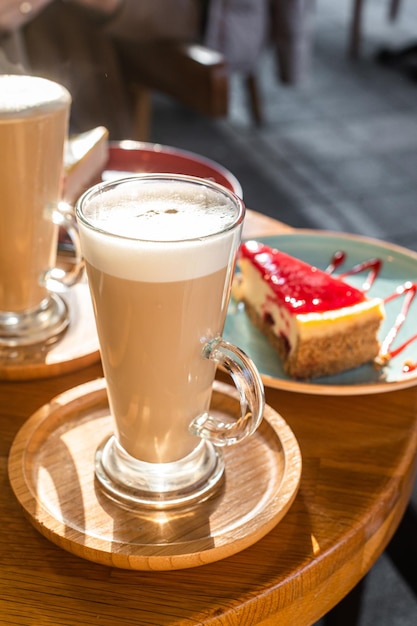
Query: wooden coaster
[[8, 379, 302, 571], [0, 280, 100, 380]]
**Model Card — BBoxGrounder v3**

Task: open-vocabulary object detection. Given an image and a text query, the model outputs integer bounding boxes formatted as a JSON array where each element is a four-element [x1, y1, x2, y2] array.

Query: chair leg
[[133, 85, 152, 142], [349, 0, 365, 59], [389, 0, 402, 21], [245, 73, 263, 125]]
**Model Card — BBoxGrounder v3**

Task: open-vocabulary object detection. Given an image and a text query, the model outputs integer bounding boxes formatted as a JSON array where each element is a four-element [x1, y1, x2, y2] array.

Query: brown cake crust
[[242, 299, 381, 379]]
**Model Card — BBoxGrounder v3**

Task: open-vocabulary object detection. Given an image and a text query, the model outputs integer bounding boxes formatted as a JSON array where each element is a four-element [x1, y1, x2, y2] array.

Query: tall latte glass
[[0, 75, 82, 347], [76, 174, 264, 508]]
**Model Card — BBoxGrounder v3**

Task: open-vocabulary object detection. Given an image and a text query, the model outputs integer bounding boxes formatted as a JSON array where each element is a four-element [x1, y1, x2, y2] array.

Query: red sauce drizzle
[[325, 250, 346, 273], [379, 282, 417, 372], [325, 251, 417, 371], [339, 259, 382, 292]]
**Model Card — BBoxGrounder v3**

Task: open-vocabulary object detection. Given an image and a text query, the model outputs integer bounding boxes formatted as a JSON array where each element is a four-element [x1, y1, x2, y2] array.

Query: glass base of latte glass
[[95, 435, 225, 509], [0, 294, 69, 347]]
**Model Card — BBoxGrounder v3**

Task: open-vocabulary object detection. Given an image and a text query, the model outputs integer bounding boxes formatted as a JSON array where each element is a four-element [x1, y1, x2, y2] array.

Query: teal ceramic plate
[[224, 231, 417, 395]]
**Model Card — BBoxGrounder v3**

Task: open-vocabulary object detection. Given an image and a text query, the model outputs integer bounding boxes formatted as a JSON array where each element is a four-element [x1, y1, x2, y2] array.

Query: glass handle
[[43, 202, 84, 290], [190, 337, 265, 446]]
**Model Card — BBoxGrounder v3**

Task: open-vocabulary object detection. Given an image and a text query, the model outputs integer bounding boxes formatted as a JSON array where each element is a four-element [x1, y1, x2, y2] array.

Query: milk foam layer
[[0, 75, 71, 118], [77, 179, 243, 282]]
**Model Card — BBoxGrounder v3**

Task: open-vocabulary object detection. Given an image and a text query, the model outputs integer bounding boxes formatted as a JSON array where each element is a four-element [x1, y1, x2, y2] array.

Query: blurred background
[[149, 0, 417, 256]]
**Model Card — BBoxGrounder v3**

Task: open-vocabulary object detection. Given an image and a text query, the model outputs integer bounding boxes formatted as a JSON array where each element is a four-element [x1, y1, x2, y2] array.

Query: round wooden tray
[[0, 280, 100, 380], [8, 379, 302, 571]]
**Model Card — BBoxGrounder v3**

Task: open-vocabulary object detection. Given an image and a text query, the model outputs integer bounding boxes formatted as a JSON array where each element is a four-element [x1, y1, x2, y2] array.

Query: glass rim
[[75, 173, 245, 245]]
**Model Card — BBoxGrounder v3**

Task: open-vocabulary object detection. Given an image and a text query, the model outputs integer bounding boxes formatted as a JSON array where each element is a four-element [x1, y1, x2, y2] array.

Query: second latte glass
[[0, 75, 83, 347]]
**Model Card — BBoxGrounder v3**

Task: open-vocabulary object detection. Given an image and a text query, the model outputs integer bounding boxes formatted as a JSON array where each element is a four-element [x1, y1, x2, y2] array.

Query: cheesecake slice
[[233, 240, 385, 379], [63, 126, 109, 203]]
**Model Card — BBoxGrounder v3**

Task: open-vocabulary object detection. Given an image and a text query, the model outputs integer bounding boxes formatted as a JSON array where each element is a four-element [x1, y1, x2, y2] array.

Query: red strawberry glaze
[[240, 241, 367, 314]]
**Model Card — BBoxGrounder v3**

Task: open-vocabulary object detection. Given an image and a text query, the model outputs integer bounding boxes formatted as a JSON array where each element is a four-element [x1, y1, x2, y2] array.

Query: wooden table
[[1, 210, 417, 625]]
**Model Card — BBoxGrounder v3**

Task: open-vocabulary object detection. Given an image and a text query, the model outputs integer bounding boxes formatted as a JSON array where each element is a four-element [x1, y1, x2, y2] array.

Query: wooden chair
[[349, 0, 402, 59], [116, 40, 229, 141]]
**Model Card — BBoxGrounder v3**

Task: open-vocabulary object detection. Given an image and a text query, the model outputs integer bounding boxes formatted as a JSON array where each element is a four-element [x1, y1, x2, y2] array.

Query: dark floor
[[148, 0, 417, 624]]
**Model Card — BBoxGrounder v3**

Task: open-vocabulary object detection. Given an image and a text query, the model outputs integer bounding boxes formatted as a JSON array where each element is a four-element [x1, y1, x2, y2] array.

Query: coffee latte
[[0, 75, 70, 313], [79, 178, 241, 463]]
